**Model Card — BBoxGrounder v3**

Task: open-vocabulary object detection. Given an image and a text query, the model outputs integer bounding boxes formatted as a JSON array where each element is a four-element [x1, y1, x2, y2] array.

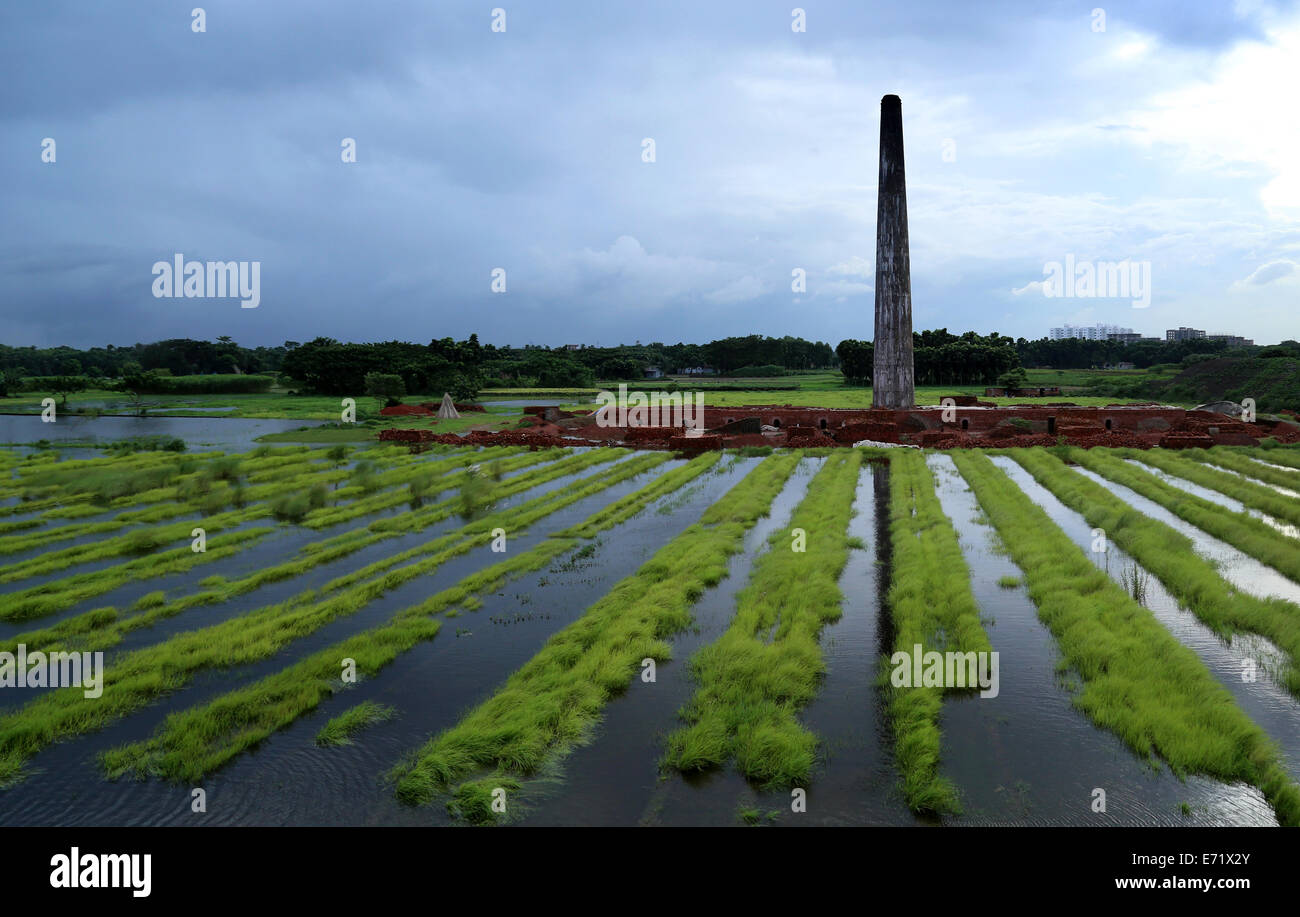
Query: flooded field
[[1, 441, 1298, 826]]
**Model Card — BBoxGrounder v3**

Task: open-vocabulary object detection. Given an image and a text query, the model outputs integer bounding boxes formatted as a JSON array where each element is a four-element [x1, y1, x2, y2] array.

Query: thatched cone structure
[[435, 393, 460, 419]]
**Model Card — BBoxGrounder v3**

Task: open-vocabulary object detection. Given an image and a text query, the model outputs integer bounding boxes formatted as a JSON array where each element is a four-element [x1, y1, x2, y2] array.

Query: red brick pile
[[1158, 432, 1215, 449], [624, 427, 676, 442], [379, 404, 434, 416], [669, 434, 722, 451]]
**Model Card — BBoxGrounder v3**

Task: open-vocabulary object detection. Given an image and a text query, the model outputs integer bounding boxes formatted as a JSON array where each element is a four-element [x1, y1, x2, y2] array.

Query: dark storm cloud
[[1, 0, 1297, 349]]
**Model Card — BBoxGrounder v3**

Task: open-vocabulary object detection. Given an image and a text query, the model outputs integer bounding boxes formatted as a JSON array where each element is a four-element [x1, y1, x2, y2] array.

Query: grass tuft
[[315, 701, 396, 746]]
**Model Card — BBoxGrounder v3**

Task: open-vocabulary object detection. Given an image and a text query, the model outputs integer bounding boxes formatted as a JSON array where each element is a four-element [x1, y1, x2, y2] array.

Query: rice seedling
[[660, 451, 864, 788], [997, 575, 1021, 588], [446, 777, 522, 824], [351, 460, 380, 494], [207, 456, 242, 482], [131, 591, 166, 611], [951, 449, 1300, 827], [389, 452, 803, 810], [315, 701, 396, 746], [270, 492, 313, 523]]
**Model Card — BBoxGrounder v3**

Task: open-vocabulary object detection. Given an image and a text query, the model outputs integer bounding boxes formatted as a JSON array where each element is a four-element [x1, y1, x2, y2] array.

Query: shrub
[[123, 528, 165, 554], [271, 493, 311, 523], [115, 374, 275, 395], [727, 364, 786, 378]]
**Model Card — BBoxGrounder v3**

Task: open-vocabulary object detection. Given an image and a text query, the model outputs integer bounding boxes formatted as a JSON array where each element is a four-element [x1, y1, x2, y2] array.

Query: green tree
[[48, 375, 88, 405], [997, 366, 1028, 390], [364, 372, 406, 408], [835, 340, 873, 386]]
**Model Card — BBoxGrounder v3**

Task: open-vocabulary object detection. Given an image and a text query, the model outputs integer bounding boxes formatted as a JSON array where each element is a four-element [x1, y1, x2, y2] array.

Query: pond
[[0, 414, 325, 452]]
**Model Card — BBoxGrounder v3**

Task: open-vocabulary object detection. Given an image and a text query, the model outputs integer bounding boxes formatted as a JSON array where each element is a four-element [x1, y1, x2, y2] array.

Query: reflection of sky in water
[[1202, 459, 1300, 500], [1121, 458, 1300, 558]]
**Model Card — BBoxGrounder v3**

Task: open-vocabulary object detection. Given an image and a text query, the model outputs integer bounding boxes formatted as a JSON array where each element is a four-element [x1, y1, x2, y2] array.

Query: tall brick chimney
[[872, 94, 915, 409]]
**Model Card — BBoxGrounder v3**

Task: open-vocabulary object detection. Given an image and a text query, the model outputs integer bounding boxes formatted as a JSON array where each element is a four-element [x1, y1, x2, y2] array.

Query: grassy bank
[[660, 450, 864, 787]]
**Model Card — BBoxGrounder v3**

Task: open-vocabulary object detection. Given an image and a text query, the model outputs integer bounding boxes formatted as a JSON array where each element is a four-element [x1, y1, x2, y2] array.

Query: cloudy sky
[[3, 0, 1299, 349]]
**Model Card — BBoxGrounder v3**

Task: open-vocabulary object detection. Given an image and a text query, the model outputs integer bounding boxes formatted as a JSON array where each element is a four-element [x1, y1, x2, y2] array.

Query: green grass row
[[1132, 449, 1300, 528], [1197, 449, 1300, 493], [0, 448, 561, 624], [3, 449, 629, 649], [315, 701, 397, 746], [389, 451, 804, 818], [660, 450, 863, 788], [1036, 448, 1300, 693], [0, 527, 278, 623], [1046, 450, 1300, 687], [96, 452, 724, 785], [952, 450, 1300, 826], [1244, 446, 1300, 471], [882, 451, 995, 814], [0, 449, 369, 555], [0, 450, 672, 784]]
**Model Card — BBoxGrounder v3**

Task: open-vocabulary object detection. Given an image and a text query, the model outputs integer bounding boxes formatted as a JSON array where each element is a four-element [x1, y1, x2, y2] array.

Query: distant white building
[[1048, 323, 1135, 341]]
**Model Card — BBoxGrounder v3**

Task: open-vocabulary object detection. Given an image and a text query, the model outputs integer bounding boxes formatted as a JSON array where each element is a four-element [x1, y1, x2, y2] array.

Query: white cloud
[[1123, 15, 1300, 215], [1236, 259, 1298, 286], [827, 255, 873, 278], [1010, 280, 1046, 296]]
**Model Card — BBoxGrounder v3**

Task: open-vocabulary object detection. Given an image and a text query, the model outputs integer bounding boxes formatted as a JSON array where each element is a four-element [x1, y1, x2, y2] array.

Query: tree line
[[0, 329, 1268, 401], [1013, 336, 1237, 369], [484, 335, 836, 386], [836, 330, 1022, 387]]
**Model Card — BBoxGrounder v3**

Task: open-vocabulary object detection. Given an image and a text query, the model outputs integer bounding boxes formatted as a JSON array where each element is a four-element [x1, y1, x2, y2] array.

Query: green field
[[0, 366, 1193, 436]]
